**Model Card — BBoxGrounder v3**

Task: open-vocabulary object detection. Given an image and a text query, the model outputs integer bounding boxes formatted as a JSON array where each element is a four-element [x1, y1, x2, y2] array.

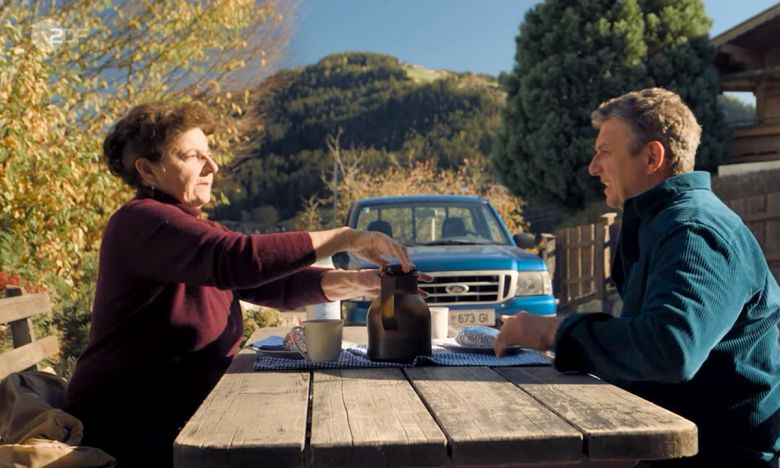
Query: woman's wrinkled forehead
[[165, 127, 211, 155]]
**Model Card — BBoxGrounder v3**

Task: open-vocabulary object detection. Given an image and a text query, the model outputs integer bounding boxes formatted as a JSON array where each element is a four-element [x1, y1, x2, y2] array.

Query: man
[[495, 88, 780, 467]]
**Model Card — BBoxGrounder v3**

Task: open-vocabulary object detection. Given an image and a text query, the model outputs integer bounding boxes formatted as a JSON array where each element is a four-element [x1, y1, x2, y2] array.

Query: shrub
[[241, 304, 283, 345]]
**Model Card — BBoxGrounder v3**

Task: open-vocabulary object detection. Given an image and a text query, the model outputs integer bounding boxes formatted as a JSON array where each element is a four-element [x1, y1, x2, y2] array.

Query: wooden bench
[[0, 286, 60, 380]]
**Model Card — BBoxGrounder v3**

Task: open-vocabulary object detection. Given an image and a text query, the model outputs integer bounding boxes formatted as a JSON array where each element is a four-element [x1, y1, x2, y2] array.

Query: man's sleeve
[[554, 225, 746, 383]]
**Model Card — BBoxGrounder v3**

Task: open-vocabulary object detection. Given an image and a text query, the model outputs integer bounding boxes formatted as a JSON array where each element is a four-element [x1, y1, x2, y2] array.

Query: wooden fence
[[725, 191, 780, 275], [553, 213, 619, 312], [552, 190, 780, 313]]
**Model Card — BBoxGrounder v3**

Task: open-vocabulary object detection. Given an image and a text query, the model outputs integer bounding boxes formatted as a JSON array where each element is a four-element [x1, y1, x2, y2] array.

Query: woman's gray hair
[[591, 88, 701, 175]]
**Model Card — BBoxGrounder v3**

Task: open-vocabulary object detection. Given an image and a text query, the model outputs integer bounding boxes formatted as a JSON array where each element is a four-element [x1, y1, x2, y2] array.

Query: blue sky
[[280, 0, 778, 77]]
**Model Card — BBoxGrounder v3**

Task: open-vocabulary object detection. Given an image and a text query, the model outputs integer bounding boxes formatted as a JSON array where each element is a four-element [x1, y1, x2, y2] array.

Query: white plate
[[247, 339, 304, 359], [251, 341, 358, 359]]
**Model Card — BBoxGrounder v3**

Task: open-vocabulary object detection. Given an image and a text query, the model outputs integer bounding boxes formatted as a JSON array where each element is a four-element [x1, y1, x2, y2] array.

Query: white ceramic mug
[[429, 307, 450, 340], [291, 319, 343, 362]]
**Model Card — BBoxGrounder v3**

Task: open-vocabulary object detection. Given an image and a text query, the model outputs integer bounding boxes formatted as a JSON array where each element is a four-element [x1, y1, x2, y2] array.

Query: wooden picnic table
[[174, 326, 697, 467]]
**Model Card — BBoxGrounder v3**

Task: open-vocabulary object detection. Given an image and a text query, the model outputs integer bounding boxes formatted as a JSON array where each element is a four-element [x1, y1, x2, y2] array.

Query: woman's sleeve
[[115, 202, 316, 289], [234, 267, 330, 310], [553, 225, 747, 383]]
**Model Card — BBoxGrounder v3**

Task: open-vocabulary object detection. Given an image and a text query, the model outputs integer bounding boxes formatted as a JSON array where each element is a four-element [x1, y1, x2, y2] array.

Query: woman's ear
[[134, 158, 156, 187]]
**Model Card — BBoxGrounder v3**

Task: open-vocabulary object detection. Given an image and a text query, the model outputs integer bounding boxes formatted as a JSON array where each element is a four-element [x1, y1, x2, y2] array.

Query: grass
[[404, 65, 449, 83]]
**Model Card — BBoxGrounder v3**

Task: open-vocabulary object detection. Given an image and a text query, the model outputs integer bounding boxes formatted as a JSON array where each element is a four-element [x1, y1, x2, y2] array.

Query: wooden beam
[[765, 249, 780, 263], [0, 335, 59, 380], [0, 293, 51, 324], [583, 223, 594, 297], [594, 216, 607, 302], [563, 276, 597, 285], [740, 210, 780, 223], [712, 4, 780, 46], [725, 152, 780, 165], [720, 65, 780, 83], [718, 44, 763, 69], [719, 80, 758, 92], [569, 227, 580, 299]]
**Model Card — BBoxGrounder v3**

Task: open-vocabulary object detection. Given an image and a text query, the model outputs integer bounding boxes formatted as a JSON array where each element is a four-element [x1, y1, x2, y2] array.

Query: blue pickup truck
[[335, 195, 557, 325]]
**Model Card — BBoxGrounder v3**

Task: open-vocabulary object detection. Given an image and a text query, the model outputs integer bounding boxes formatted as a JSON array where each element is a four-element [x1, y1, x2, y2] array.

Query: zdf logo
[[31, 18, 87, 54]]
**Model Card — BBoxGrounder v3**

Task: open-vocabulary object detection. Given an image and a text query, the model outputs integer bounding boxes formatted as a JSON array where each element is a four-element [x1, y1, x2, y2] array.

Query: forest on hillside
[[212, 52, 506, 223]]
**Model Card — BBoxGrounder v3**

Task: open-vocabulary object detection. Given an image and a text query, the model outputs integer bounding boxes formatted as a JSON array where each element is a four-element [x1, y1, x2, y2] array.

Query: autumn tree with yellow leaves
[[0, 0, 293, 373]]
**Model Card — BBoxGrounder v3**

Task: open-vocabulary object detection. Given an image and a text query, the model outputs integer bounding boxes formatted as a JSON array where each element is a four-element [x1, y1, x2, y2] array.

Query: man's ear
[[645, 140, 667, 175], [134, 158, 156, 186]]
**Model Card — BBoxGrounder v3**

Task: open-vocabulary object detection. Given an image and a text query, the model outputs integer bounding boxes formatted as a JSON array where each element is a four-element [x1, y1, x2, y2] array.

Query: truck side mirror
[[513, 233, 536, 249]]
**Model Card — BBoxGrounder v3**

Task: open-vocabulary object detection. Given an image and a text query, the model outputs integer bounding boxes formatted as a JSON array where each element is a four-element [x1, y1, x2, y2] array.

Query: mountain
[[213, 52, 505, 222]]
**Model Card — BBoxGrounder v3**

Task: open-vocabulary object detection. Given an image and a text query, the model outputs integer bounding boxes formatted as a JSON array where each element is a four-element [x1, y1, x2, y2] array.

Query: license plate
[[448, 309, 496, 329]]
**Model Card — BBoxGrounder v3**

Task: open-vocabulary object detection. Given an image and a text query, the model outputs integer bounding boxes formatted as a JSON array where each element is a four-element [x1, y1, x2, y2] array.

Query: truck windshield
[[354, 202, 510, 246]]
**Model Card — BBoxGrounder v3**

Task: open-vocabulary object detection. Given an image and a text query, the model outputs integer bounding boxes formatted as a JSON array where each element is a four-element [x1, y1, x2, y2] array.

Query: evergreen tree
[[641, 0, 730, 170], [493, 0, 729, 212], [493, 0, 646, 210]]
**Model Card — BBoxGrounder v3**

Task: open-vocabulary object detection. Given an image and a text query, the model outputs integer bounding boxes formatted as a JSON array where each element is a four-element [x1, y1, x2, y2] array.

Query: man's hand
[[494, 312, 559, 357]]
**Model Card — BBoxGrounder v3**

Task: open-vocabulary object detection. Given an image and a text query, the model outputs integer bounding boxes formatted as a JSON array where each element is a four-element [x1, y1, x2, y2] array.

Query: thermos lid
[[381, 264, 418, 276]]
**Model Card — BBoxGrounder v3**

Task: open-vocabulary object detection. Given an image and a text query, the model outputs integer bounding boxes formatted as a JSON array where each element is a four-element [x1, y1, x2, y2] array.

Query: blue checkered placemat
[[252, 341, 551, 371]]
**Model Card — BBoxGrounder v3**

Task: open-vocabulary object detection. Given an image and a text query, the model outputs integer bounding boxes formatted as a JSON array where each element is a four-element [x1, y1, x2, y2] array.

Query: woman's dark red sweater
[[65, 192, 328, 465]]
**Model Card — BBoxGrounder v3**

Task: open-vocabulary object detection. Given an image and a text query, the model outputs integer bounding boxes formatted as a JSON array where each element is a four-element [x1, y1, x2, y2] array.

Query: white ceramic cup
[[429, 307, 450, 340], [291, 319, 343, 362]]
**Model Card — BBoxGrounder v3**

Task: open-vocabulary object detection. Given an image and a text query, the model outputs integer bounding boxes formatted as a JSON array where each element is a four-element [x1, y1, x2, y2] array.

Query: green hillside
[[214, 52, 505, 222]]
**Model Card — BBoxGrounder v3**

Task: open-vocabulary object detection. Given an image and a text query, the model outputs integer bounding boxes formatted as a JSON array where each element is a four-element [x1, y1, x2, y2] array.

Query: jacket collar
[[622, 171, 711, 219], [135, 186, 201, 217]]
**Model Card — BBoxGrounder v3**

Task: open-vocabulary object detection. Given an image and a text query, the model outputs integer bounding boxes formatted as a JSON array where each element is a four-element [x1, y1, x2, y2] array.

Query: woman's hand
[[309, 227, 413, 271], [348, 230, 413, 272]]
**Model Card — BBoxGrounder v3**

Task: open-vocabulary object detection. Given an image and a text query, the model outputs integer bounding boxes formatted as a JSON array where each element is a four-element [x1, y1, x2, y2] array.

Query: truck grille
[[419, 271, 515, 305]]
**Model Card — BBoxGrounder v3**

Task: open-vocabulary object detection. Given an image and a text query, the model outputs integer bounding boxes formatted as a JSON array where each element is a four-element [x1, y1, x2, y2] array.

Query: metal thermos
[[367, 265, 432, 362]]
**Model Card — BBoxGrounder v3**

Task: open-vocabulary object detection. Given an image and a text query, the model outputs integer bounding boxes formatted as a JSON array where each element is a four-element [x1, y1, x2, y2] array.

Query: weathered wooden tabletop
[[174, 326, 697, 468]]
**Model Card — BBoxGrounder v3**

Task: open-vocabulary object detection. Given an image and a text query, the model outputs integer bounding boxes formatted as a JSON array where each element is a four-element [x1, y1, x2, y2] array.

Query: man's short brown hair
[[591, 88, 701, 175], [103, 102, 215, 189]]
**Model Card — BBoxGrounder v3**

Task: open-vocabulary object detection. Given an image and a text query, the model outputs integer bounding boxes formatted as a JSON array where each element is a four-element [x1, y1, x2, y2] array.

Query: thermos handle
[[380, 272, 398, 330]]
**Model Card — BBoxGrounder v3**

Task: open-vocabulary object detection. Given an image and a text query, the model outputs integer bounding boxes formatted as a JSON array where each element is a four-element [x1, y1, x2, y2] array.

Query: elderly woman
[[64, 102, 413, 466]]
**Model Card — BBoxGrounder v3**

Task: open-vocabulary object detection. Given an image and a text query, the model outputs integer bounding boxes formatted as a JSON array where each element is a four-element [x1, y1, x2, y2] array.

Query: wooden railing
[[726, 121, 780, 165], [550, 190, 780, 313], [0, 286, 59, 379], [725, 191, 780, 274], [553, 213, 618, 312]]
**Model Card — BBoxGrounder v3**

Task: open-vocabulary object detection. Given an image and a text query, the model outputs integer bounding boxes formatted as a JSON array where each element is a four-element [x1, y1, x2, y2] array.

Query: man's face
[[588, 118, 651, 209]]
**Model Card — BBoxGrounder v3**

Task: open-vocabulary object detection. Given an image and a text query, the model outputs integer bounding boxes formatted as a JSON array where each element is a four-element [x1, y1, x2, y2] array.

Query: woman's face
[[144, 127, 219, 209]]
